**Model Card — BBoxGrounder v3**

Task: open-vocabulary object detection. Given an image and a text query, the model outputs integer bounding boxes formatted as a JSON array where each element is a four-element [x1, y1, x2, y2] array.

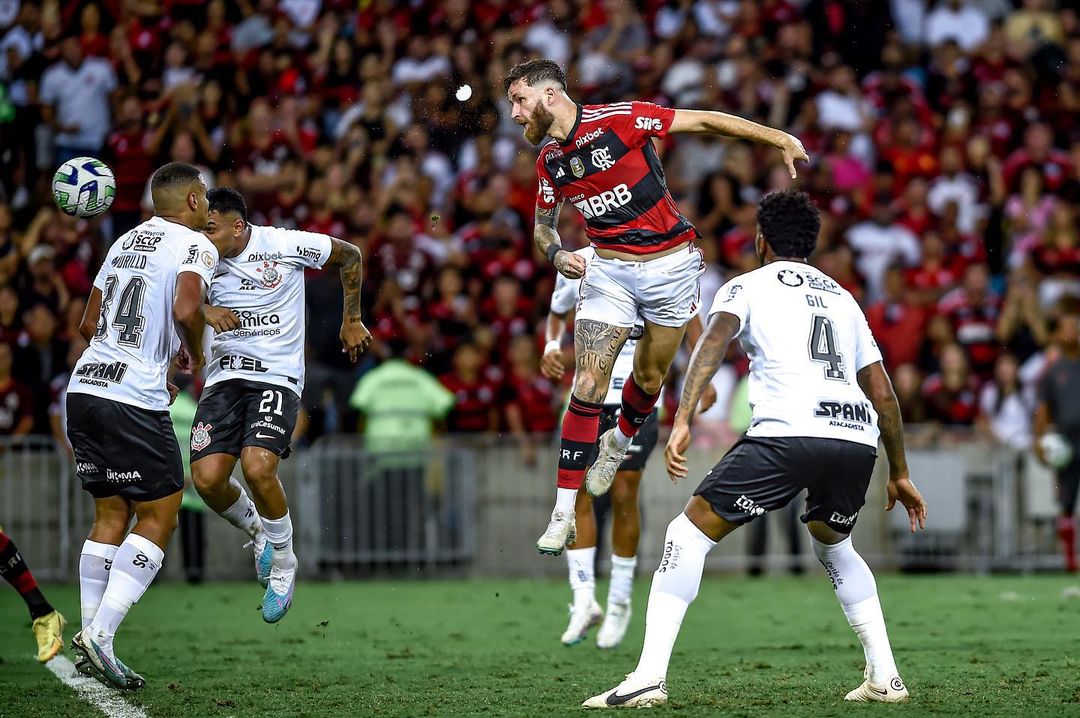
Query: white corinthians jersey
[[205, 224, 332, 395], [551, 247, 642, 407], [710, 260, 883, 448], [70, 217, 218, 411]]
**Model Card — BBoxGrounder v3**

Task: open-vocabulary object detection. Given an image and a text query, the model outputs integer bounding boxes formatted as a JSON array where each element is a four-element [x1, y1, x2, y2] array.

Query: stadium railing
[[0, 431, 1064, 581]]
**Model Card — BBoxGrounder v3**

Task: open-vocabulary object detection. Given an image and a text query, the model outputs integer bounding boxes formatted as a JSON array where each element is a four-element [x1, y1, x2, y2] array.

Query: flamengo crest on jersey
[[204, 225, 332, 395], [549, 247, 642, 405], [69, 216, 219, 411], [709, 261, 883, 448], [536, 101, 699, 255]]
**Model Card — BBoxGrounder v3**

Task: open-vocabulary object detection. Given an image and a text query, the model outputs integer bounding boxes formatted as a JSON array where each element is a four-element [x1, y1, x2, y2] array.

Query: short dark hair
[[207, 186, 248, 222], [756, 190, 821, 259], [504, 59, 567, 93], [149, 160, 203, 208], [150, 162, 202, 199]]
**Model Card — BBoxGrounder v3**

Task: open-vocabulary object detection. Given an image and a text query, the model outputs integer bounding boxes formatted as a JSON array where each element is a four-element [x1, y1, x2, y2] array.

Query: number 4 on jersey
[[809, 314, 846, 381]]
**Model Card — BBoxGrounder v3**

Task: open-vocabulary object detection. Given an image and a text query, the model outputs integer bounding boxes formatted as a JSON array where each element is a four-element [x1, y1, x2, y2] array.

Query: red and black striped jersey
[[535, 101, 699, 255]]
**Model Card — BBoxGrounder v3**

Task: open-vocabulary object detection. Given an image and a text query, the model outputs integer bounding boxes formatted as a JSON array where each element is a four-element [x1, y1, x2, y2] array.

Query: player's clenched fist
[[540, 346, 565, 380], [204, 305, 240, 333], [340, 318, 372, 363], [553, 249, 586, 279]]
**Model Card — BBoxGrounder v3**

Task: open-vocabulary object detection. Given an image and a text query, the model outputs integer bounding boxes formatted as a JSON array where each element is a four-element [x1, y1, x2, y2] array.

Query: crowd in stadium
[[0, 0, 1078, 448]]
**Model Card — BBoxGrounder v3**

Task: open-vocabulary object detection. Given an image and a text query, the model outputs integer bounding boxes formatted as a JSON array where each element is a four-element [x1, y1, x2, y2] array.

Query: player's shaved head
[[756, 190, 821, 260], [150, 162, 204, 212], [503, 59, 567, 93]]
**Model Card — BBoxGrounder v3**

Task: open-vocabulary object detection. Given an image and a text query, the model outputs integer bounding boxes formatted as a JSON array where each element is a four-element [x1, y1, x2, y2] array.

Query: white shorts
[[576, 245, 705, 328]]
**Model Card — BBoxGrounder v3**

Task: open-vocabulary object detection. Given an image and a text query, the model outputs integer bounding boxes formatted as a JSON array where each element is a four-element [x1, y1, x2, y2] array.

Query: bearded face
[[509, 80, 556, 145], [523, 100, 555, 144]]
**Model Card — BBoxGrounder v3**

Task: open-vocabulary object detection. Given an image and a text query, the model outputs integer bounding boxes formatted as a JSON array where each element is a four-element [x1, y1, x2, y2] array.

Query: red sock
[[557, 396, 603, 489], [1058, 517, 1078, 572], [0, 530, 52, 619], [616, 374, 661, 438]]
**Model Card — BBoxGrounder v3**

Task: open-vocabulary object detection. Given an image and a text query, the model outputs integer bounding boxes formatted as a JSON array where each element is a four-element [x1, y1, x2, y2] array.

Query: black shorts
[[66, 393, 184, 502], [693, 436, 877, 535], [588, 407, 659, 473], [190, 380, 299, 461]]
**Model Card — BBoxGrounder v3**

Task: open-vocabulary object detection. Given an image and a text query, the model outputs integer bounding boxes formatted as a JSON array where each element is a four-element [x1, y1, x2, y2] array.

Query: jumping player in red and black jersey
[[504, 59, 809, 555]]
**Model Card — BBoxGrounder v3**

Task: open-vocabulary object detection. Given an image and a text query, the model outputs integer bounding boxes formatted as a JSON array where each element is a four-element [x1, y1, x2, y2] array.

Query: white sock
[[566, 547, 596, 609], [219, 481, 262, 538], [612, 424, 634, 450], [811, 536, 899, 684], [608, 554, 637, 605], [261, 511, 296, 569], [88, 533, 163, 653], [79, 540, 118, 631], [634, 513, 716, 680], [555, 487, 578, 515]]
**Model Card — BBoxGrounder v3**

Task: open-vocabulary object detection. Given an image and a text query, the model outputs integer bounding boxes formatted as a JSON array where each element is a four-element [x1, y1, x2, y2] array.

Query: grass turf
[[1, 575, 1078, 717]]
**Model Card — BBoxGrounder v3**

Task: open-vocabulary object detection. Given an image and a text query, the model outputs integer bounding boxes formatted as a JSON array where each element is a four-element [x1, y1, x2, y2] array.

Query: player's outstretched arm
[[326, 238, 372, 362], [535, 204, 585, 279], [174, 273, 208, 374], [665, 311, 740, 482], [668, 110, 809, 178], [857, 361, 927, 533]]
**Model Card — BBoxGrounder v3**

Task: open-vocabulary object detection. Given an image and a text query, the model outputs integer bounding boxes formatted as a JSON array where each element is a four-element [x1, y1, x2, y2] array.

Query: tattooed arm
[[665, 311, 741, 481], [325, 238, 372, 362], [535, 203, 586, 279]]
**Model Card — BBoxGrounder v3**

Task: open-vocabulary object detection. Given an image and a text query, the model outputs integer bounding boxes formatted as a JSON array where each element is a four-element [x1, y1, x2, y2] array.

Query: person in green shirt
[[348, 351, 457, 553], [349, 355, 456, 454]]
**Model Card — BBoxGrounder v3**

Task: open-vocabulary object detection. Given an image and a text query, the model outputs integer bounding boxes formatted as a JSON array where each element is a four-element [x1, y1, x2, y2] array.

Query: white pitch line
[[44, 654, 149, 718]]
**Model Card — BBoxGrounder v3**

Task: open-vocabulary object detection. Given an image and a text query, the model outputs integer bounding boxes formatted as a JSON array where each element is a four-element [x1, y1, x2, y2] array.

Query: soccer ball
[[52, 157, 116, 217], [1039, 433, 1074, 469]]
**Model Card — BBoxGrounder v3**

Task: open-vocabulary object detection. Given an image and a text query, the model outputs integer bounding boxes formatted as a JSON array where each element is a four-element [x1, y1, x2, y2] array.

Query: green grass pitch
[[1, 575, 1078, 717]]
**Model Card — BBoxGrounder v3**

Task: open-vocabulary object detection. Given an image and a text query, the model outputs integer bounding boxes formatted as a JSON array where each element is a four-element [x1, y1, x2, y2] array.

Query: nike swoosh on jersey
[[255, 432, 277, 440], [605, 684, 664, 706]]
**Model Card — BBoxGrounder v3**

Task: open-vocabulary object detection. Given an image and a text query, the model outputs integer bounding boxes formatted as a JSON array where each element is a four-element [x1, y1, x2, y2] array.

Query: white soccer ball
[[1039, 432, 1074, 469], [52, 157, 116, 217]]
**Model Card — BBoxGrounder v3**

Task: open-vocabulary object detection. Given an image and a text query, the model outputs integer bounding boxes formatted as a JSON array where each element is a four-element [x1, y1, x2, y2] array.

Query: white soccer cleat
[[583, 673, 668, 708], [596, 600, 632, 649], [561, 600, 602, 646], [844, 675, 909, 703], [537, 510, 576, 556], [585, 429, 625, 497]]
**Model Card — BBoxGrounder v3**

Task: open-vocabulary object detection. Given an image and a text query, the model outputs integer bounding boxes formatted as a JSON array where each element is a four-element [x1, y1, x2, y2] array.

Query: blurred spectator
[[0, 342, 32, 436], [893, 363, 929, 424], [925, 0, 990, 51], [923, 342, 980, 425], [866, 266, 926, 368], [845, 195, 921, 303], [997, 267, 1048, 362], [976, 352, 1032, 450], [502, 335, 557, 461], [39, 36, 117, 163], [928, 145, 981, 235], [13, 303, 67, 434], [938, 263, 1001, 376], [440, 342, 498, 433]]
